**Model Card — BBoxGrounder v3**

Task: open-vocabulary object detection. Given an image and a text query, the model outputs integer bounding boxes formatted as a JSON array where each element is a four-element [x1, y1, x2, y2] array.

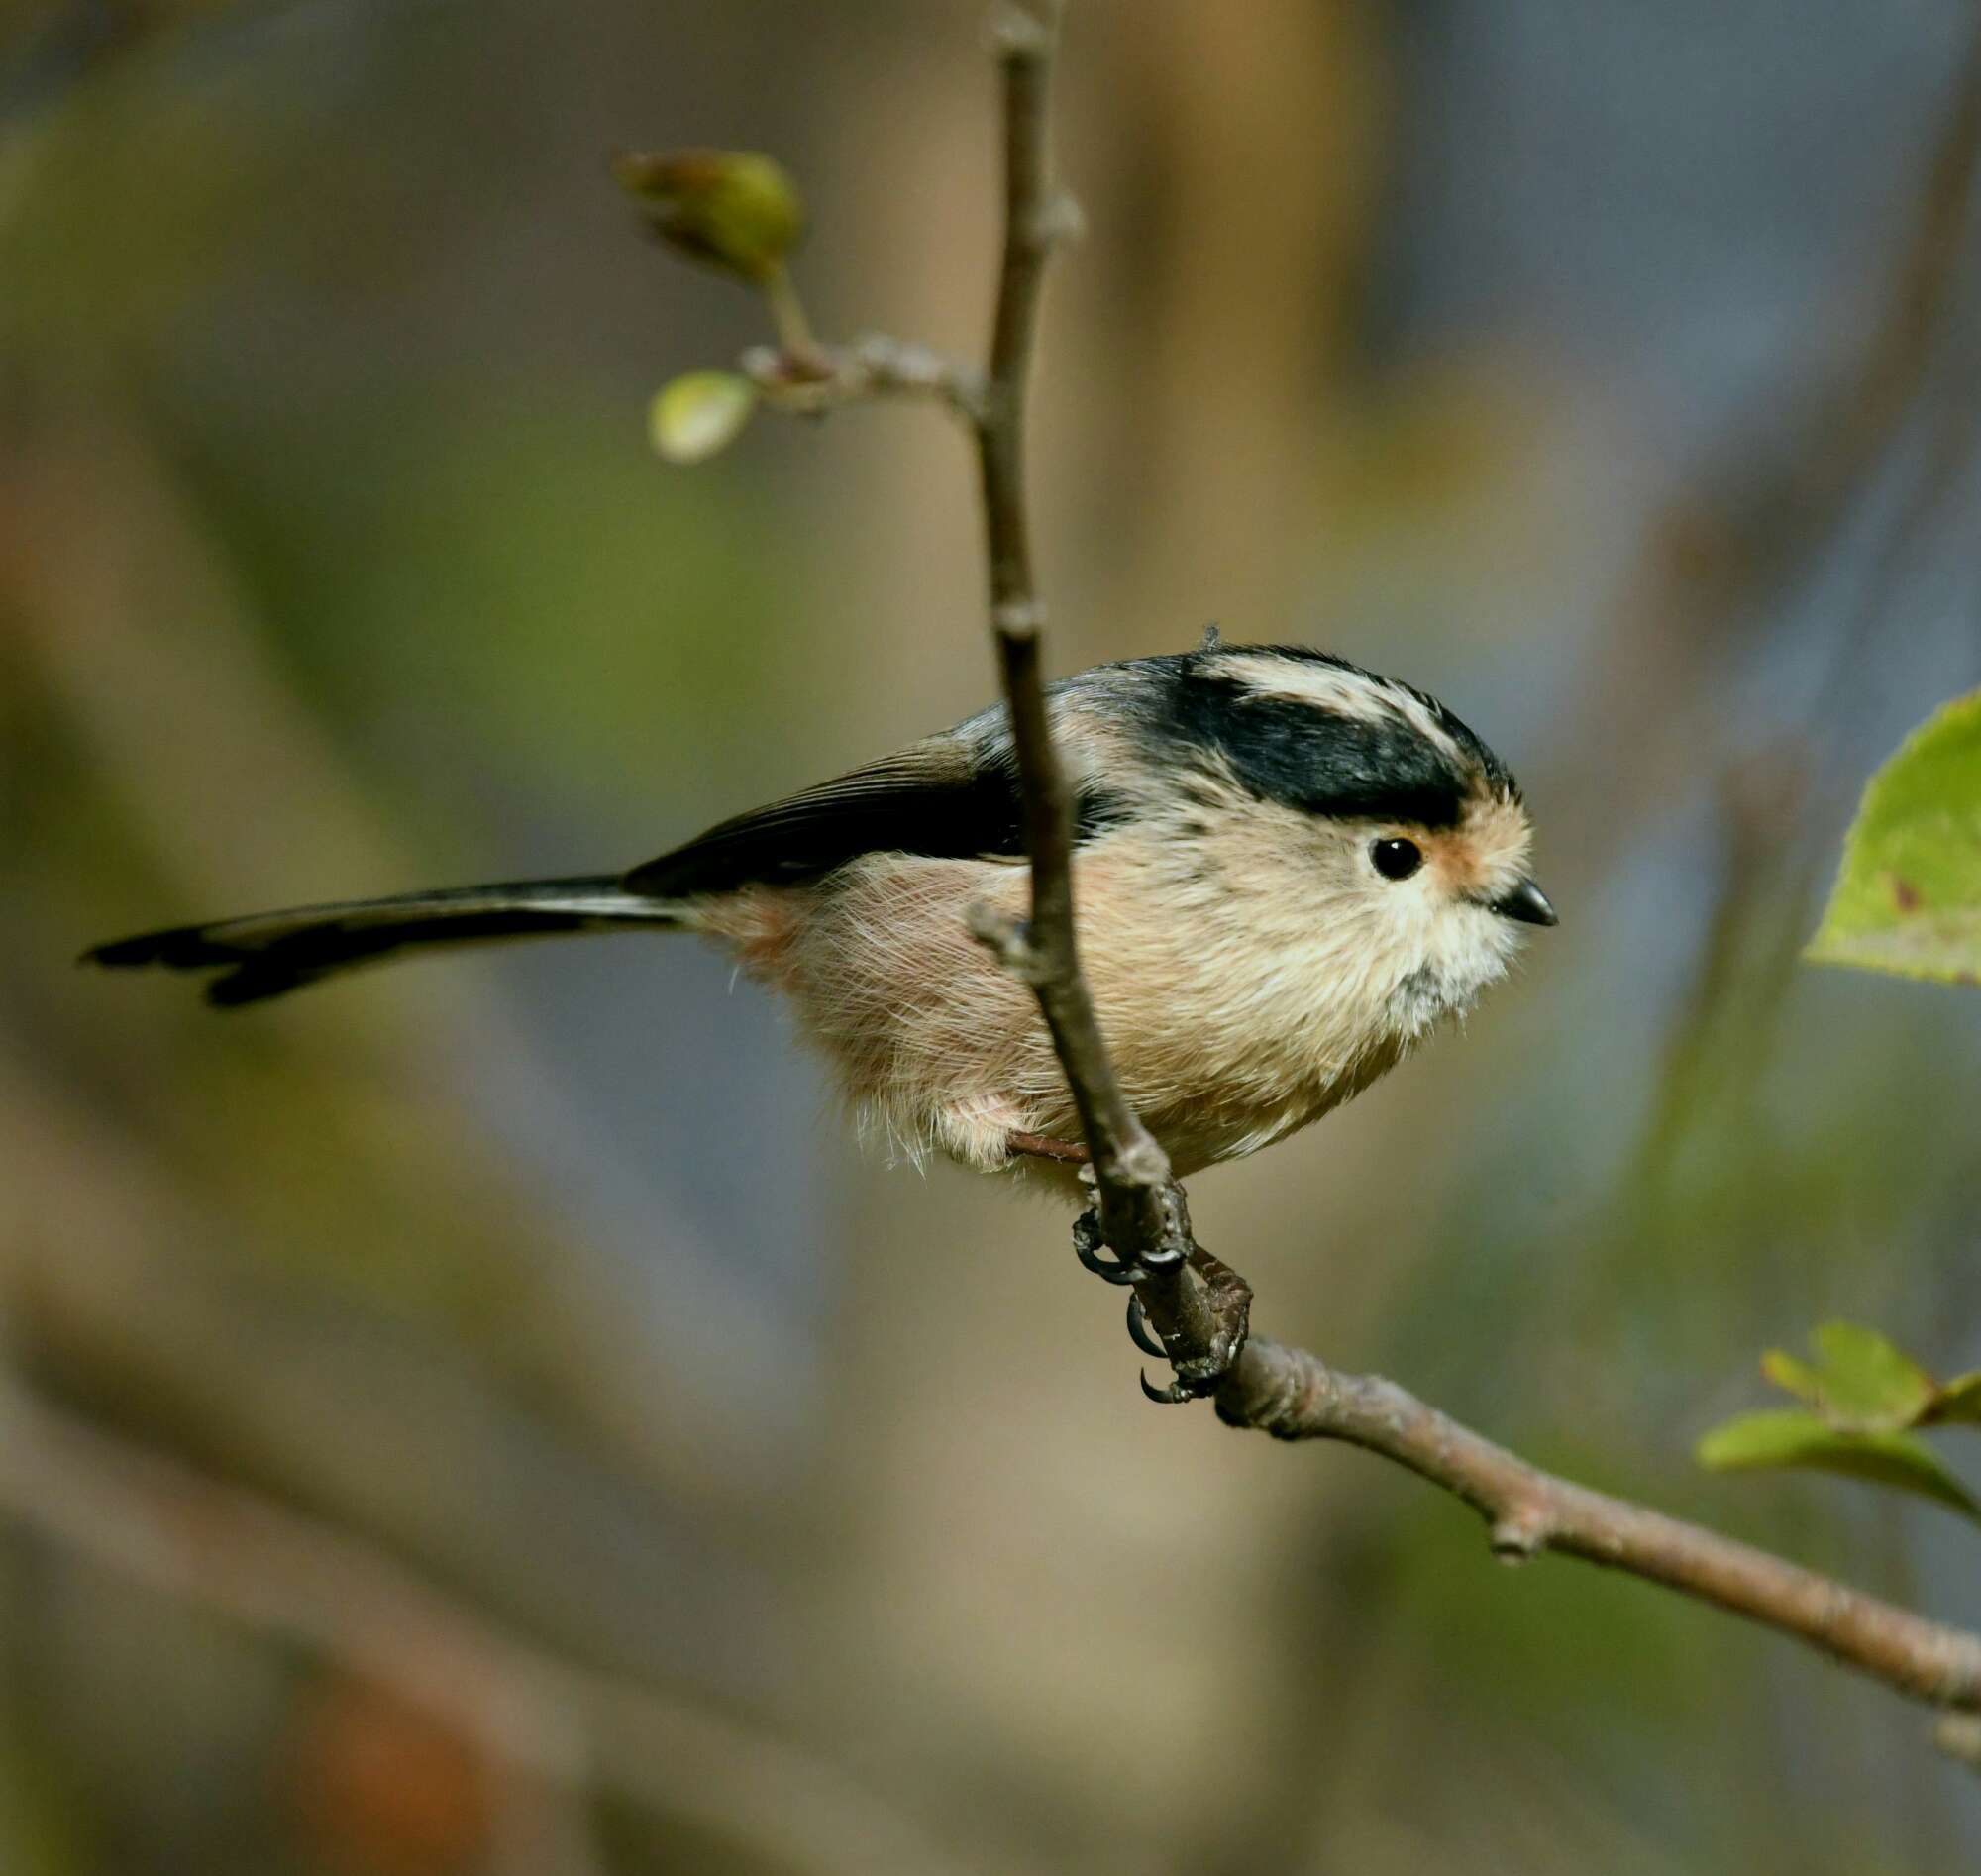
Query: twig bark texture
[[962, 5, 1221, 1379], [1220, 1340, 1981, 1709]]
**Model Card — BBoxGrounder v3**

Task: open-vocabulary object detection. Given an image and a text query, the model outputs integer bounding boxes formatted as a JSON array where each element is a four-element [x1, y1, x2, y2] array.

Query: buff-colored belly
[[703, 849, 1414, 1184]]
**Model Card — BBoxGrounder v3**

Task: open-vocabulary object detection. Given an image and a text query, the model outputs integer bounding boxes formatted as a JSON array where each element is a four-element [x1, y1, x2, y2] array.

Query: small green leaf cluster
[[1698, 1321, 1981, 1524], [613, 147, 816, 466]]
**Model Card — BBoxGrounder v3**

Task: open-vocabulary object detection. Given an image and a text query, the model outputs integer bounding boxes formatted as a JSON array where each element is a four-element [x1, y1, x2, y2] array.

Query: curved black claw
[[1077, 1234, 1142, 1286], [1074, 1210, 1142, 1286], [1125, 1293, 1168, 1359], [1139, 1368, 1191, 1406]]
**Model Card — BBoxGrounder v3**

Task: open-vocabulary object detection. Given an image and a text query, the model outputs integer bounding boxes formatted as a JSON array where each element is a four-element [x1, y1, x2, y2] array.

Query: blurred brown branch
[[1936, 1712, 1981, 1776], [0, 1364, 975, 1876]]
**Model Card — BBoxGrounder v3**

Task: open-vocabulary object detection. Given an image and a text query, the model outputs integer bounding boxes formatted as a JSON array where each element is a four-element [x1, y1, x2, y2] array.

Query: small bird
[[87, 644, 1553, 1186]]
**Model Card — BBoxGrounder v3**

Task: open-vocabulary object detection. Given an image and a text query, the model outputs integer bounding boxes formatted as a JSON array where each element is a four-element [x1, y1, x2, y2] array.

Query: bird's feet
[[1070, 1206, 1171, 1285], [1072, 1207, 1252, 1405]]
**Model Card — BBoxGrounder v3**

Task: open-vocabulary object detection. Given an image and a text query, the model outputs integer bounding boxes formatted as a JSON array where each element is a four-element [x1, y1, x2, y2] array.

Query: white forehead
[[1209, 652, 1468, 770]]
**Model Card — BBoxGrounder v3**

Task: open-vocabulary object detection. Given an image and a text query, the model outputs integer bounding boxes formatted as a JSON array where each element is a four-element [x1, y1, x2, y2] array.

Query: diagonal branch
[[1219, 1338, 1981, 1712]]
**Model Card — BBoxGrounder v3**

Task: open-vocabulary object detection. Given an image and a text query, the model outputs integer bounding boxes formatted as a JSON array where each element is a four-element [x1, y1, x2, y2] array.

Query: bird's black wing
[[623, 734, 1126, 899]]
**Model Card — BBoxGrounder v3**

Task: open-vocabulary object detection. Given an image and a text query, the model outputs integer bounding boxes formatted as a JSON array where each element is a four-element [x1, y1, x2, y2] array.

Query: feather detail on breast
[[761, 855, 1047, 1169], [703, 814, 1427, 1181]]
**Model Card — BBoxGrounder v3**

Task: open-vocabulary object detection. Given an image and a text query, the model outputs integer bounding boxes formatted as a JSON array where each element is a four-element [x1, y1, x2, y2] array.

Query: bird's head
[[1132, 645, 1555, 1040]]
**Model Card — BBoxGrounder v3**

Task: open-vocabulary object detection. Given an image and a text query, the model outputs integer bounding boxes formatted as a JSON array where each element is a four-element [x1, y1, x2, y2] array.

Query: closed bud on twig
[[612, 148, 804, 284], [648, 371, 759, 464]]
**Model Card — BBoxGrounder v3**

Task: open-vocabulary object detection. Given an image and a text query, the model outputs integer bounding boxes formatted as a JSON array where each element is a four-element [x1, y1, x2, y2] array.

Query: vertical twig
[[977, 2, 1063, 639], [967, 4, 1177, 1245], [964, 4, 1238, 1387]]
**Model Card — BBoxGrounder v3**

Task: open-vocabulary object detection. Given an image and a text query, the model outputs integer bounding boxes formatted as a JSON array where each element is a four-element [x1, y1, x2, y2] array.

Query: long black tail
[[83, 877, 684, 1007]]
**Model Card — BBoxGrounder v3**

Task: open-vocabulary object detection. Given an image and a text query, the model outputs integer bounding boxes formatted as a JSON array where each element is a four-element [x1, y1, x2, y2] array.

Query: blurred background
[[5, 1, 1981, 1870]]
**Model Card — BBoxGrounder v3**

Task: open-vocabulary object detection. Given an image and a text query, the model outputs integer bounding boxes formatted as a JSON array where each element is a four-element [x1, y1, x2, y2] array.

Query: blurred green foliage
[[1700, 1322, 1981, 1524], [1699, 1409, 1981, 1526], [1698, 701, 1981, 1521], [180, 391, 794, 811]]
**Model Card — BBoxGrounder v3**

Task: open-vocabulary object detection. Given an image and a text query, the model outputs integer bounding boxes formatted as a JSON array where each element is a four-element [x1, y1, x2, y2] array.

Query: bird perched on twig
[[87, 644, 1553, 1187]]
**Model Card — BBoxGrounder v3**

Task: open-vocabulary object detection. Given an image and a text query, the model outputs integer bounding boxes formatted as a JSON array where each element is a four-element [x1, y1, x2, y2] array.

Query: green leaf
[[648, 373, 757, 465], [1755, 1320, 1934, 1430], [1757, 1348, 1828, 1409], [1697, 1409, 1981, 1524], [613, 148, 805, 284], [1753, 1321, 1981, 1435], [1925, 1373, 1981, 1426], [1807, 1320, 1935, 1427], [1806, 688, 1981, 985]]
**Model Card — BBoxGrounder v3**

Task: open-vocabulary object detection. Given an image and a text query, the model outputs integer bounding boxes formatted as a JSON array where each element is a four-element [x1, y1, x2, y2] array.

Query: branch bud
[[612, 148, 805, 285], [648, 372, 759, 464]]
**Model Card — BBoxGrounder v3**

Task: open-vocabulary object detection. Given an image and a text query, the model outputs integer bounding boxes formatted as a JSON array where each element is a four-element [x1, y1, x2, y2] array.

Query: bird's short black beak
[[1493, 879, 1557, 927]]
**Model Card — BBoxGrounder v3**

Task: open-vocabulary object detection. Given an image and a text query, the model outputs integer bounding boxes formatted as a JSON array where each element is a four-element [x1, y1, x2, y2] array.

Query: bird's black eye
[[1370, 837, 1422, 882]]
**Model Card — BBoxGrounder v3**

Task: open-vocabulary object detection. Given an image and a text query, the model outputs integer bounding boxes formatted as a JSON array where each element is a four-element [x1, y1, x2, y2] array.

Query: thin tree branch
[[1217, 1338, 1981, 1712], [954, 2, 1245, 1392], [741, 335, 989, 423], [976, 0, 1071, 638]]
